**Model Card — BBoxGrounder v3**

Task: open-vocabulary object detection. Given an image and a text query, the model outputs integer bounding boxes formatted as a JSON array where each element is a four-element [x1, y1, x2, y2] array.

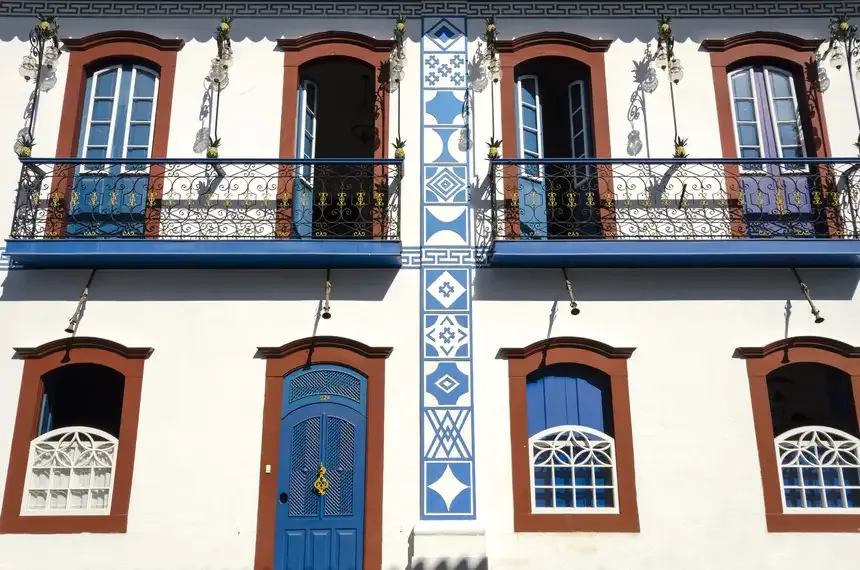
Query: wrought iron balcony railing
[[9, 158, 402, 241], [489, 158, 860, 241]]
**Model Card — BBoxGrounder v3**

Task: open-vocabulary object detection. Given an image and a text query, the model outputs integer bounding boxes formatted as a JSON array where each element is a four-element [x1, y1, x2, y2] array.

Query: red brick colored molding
[[48, 31, 182, 237], [277, 31, 394, 53], [734, 336, 860, 360], [734, 336, 860, 532], [63, 30, 185, 52], [700, 31, 822, 54], [13, 337, 154, 360], [275, 31, 393, 237], [501, 336, 639, 532], [496, 32, 613, 54], [252, 336, 392, 570], [702, 31, 834, 237], [0, 337, 152, 534], [497, 32, 617, 238]]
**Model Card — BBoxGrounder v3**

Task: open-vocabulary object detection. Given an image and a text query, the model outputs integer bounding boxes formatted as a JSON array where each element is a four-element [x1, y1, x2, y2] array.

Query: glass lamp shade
[[392, 67, 405, 83], [668, 58, 684, 84], [487, 57, 501, 83], [19, 55, 37, 80], [655, 48, 668, 70], [44, 45, 60, 68]]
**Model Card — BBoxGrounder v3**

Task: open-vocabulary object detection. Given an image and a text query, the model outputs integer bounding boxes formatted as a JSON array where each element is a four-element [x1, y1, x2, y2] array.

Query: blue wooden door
[[275, 365, 367, 570], [69, 63, 155, 238]]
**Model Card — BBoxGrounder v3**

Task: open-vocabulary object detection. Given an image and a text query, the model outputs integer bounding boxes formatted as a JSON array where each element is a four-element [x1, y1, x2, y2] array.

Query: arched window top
[[283, 363, 367, 415]]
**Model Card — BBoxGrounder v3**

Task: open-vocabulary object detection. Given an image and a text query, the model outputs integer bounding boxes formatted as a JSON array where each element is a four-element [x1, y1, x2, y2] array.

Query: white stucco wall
[[0, 10, 857, 570]]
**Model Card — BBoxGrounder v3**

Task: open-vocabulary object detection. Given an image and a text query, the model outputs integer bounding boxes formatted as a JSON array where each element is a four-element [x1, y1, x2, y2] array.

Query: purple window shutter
[[752, 69, 779, 159]]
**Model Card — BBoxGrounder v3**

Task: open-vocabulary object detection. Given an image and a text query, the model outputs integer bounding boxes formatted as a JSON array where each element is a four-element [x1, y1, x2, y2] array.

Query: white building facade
[[1, 1, 860, 569]]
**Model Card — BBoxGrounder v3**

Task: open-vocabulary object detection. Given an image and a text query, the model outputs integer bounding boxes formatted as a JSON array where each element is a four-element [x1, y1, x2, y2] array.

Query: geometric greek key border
[[0, 1, 856, 18]]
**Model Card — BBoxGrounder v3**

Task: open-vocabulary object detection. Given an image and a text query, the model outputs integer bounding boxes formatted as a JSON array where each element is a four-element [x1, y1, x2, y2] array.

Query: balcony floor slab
[[3, 239, 403, 269], [487, 239, 860, 268]]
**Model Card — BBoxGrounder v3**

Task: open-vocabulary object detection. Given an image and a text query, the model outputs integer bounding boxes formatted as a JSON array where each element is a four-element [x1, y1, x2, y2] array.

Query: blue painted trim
[[19, 157, 405, 166], [4, 239, 402, 269], [491, 157, 860, 165], [488, 239, 860, 268]]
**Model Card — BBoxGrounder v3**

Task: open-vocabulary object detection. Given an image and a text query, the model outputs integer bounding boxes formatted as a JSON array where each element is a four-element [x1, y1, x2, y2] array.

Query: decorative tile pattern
[[425, 268, 469, 311], [425, 166, 468, 204], [425, 461, 473, 516], [420, 15, 476, 520], [2, 2, 855, 18]]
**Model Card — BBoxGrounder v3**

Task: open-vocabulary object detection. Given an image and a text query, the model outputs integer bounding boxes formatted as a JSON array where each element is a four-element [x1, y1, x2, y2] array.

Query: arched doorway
[[276, 364, 368, 569], [253, 336, 391, 570]]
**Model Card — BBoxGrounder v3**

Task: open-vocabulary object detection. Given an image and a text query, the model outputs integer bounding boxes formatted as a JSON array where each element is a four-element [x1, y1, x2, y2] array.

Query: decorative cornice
[[700, 31, 822, 53], [63, 31, 185, 52], [733, 336, 860, 359], [499, 337, 636, 360], [256, 336, 393, 360], [277, 31, 394, 53], [13, 337, 154, 360], [496, 32, 614, 54]]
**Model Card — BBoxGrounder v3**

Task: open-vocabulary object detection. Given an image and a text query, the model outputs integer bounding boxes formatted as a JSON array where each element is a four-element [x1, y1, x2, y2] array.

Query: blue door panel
[[275, 365, 367, 570], [283, 531, 305, 568], [334, 530, 358, 570]]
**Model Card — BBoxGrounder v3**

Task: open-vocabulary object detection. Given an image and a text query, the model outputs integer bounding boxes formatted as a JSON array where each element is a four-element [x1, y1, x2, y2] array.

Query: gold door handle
[[313, 463, 329, 496]]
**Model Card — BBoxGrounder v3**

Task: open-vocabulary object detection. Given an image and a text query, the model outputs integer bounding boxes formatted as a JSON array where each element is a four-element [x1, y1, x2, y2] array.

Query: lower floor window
[[531, 425, 617, 511]]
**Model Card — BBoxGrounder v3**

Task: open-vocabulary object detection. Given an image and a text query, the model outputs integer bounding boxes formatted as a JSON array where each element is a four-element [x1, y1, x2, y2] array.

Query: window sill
[[766, 513, 860, 533], [0, 513, 127, 534], [514, 511, 639, 533]]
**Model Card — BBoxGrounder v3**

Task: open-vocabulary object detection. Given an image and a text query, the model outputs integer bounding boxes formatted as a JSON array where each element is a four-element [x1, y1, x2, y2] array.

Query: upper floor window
[[512, 58, 601, 239], [70, 62, 159, 238], [527, 364, 616, 512], [289, 58, 381, 239], [728, 65, 806, 165], [79, 63, 159, 168]]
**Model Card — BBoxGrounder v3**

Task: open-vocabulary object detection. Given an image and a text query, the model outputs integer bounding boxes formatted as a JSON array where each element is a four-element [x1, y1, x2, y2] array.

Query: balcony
[[5, 158, 403, 269], [487, 158, 860, 268]]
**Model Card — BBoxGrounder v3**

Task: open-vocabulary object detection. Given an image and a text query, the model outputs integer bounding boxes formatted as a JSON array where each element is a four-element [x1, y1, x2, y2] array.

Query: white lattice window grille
[[21, 427, 118, 515], [775, 426, 860, 511], [529, 425, 618, 513]]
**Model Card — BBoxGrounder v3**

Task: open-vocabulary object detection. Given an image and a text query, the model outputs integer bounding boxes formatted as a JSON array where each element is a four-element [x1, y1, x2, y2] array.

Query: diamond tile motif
[[424, 314, 470, 359], [425, 268, 468, 311], [425, 18, 465, 52], [425, 165, 467, 203], [424, 361, 471, 406]]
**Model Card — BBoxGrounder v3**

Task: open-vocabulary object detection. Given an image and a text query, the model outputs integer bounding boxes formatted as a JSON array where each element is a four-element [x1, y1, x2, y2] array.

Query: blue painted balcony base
[[4, 239, 403, 269], [487, 239, 860, 268]]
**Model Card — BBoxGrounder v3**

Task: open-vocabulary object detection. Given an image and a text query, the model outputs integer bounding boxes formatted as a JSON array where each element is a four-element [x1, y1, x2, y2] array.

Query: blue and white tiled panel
[[422, 17, 470, 249], [421, 265, 475, 517]]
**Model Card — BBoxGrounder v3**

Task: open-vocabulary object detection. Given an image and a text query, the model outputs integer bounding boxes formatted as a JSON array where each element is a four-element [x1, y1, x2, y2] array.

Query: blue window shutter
[[38, 383, 53, 435], [292, 79, 317, 238], [526, 368, 613, 436], [515, 75, 547, 239]]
